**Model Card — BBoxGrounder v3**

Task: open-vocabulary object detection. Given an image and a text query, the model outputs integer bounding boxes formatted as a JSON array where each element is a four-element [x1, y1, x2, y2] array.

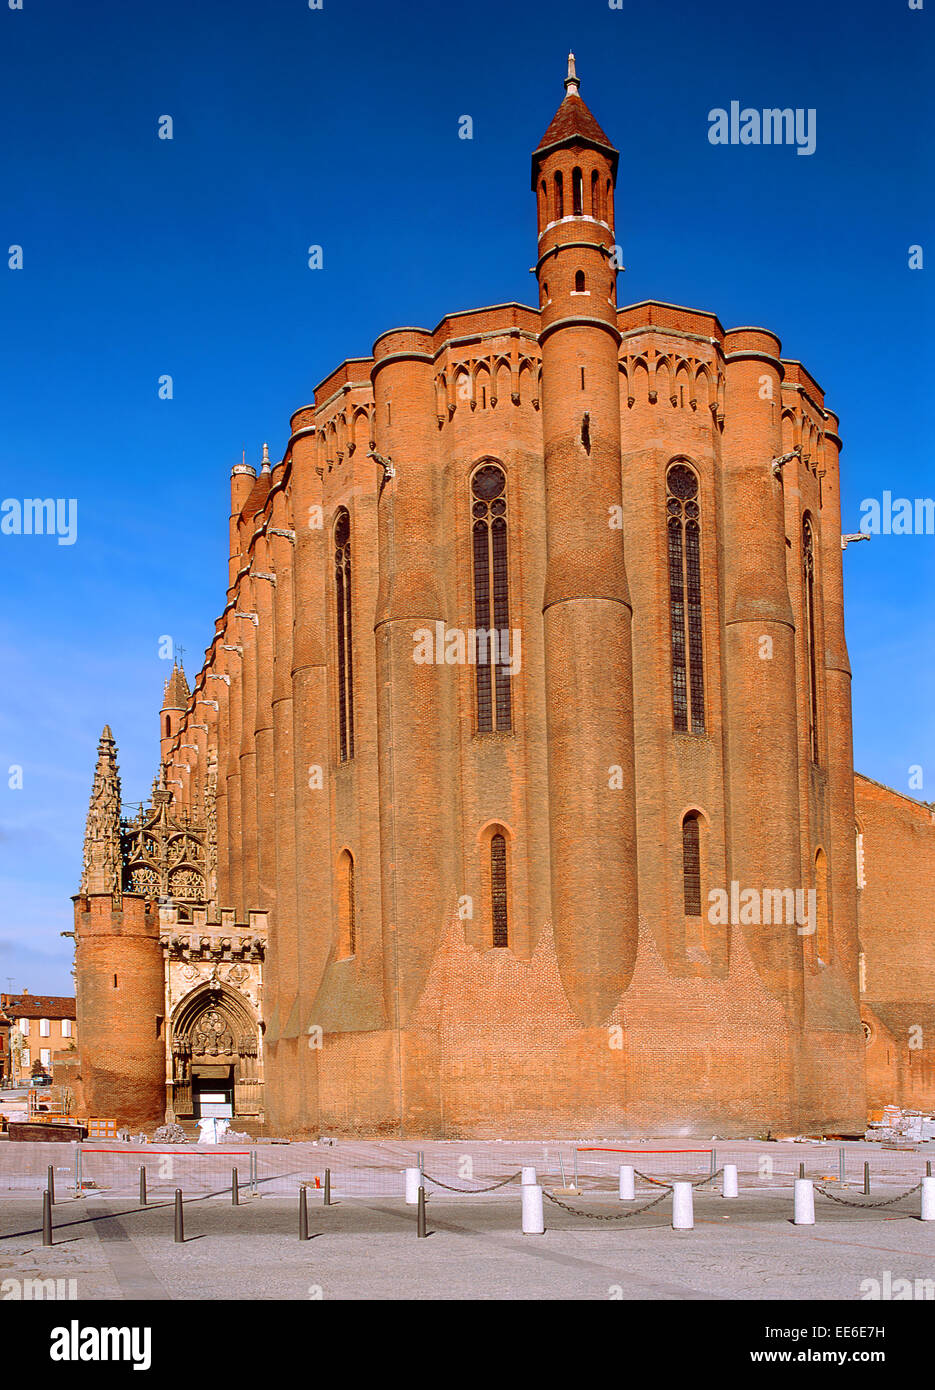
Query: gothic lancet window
[[682, 813, 702, 916], [490, 832, 509, 947], [337, 850, 356, 958], [803, 516, 819, 764], [666, 463, 705, 734], [334, 509, 355, 761], [471, 463, 512, 733]]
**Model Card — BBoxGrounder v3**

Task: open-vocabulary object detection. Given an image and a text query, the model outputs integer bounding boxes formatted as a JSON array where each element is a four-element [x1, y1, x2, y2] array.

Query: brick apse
[[73, 58, 933, 1135]]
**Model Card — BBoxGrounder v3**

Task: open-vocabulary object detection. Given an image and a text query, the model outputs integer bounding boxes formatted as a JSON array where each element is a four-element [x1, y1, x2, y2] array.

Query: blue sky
[[0, 0, 932, 994]]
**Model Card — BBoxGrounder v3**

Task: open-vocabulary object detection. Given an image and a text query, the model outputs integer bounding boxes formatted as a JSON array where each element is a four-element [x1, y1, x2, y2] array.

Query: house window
[[40, 1049, 51, 1069], [334, 509, 355, 762], [666, 463, 705, 733], [62, 1019, 72, 1038], [39, 1018, 50, 1038], [19, 1019, 28, 1036], [471, 464, 512, 733]]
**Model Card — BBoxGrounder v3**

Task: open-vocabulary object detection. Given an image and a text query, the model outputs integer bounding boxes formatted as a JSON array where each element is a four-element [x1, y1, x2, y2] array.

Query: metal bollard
[[710, 1148, 717, 1178], [799, 1161, 805, 1179], [299, 1186, 309, 1240], [174, 1189, 184, 1243], [839, 1148, 845, 1185], [47, 1165, 55, 1206], [619, 1165, 635, 1201], [722, 1164, 739, 1198], [521, 1166, 536, 1185], [232, 1167, 239, 1206], [794, 1178, 815, 1225], [323, 1168, 331, 1206], [672, 1182, 693, 1230], [921, 1176, 935, 1222], [139, 1166, 147, 1206], [864, 1161, 870, 1195], [521, 1183, 545, 1234], [927, 1161, 932, 1179], [417, 1185, 427, 1238], [42, 1189, 52, 1246]]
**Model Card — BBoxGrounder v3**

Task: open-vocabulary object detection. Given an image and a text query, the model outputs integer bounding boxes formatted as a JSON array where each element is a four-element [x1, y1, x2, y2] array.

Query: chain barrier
[[542, 1187, 670, 1220], [421, 1170, 522, 1194], [814, 1181, 923, 1210], [634, 1168, 723, 1190]]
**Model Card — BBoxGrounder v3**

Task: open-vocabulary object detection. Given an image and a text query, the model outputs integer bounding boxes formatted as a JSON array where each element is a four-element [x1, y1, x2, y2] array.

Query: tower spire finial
[[564, 51, 580, 96]]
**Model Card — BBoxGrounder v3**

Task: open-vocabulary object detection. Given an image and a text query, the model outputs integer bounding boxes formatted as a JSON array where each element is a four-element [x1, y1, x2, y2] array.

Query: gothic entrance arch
[[169, 983, 262, 1120]]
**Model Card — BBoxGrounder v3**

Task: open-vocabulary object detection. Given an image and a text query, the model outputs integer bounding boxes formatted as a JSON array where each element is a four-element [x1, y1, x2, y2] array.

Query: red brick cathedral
[[73, 58, 935, 1136]]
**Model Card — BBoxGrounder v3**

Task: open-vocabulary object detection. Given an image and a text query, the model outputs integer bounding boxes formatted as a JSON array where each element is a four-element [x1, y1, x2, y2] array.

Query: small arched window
[[682, 813, 702, 916], [490, 832, 509, 946], [572, 167, 583, 215], [666, 464, 705, 734], [574, 270, 586, 292], [334, 509, 355, 761], [337, 850, 356, 958], [803, 516, 819, 764], [553, 171, 564, 220], [471, 463, 512, 733]]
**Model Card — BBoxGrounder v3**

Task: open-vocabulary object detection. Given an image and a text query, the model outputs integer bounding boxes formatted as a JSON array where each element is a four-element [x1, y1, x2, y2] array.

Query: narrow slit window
[[491, 832, 509, 946], [682, 814, 702, 916], [471, 464, 512, 732], [666, 464, 705, 734], [803, 516, 819, 764], [334, 509, 355, 761]]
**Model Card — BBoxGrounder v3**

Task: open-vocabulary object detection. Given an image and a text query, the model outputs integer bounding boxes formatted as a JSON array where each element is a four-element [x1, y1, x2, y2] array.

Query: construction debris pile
[[865, 1106, 935, 1144]]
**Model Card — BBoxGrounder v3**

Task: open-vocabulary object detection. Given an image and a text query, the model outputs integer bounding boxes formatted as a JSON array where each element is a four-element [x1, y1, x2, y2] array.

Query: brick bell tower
[[73, 726, 166, 1129], [533, 56, 639, 1023]]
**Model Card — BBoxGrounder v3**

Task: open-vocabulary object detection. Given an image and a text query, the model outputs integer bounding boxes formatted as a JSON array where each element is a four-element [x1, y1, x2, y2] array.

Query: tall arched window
[[814, 847, 829, 964], [574, 270, 586, 292], [337, 850, 356, 958], [572, 167, 583, 215], [803, 516, 819, 764], [682, 813, 702, 916], [471, 463, 512, 732], [666, 463, 705, 733], [590, 168, 600, 219], [334, 509, 355, 761], [553, 171, 563, 220], [490, 832, 509, 947]]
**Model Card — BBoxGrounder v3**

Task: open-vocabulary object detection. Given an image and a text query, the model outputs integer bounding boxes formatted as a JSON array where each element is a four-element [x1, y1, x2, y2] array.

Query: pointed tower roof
[[162, 662, 190, 711], [80, 725, 122, 895], [532, 52, 618, 188]]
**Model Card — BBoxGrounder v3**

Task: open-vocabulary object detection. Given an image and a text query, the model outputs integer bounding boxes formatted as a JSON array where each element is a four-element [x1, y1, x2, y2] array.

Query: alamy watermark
[[412, 623, 522, 675], [1, 498, 77, 545], [707, 102, 816, 156], [859, 491, 934, 535], [708, 882, 816, 935]]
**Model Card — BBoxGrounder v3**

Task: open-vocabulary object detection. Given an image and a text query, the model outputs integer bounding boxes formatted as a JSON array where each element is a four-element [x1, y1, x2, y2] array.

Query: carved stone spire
[[80, 725, 123, 896]]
